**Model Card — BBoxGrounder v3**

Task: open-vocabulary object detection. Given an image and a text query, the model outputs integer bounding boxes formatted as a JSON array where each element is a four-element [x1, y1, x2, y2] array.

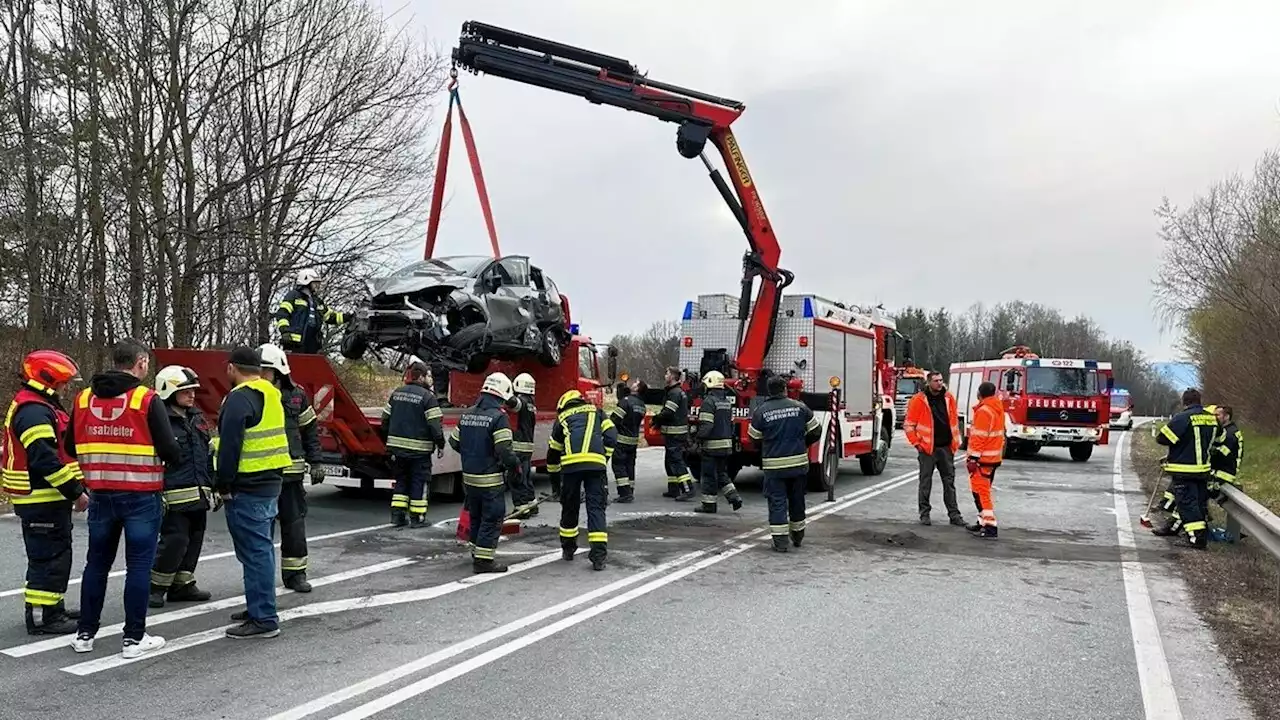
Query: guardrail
[[1219, 485, 1280, 557]]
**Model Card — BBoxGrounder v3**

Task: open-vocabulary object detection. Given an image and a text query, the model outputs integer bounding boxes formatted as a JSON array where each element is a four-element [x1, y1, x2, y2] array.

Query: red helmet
[[22, 350, 80, 388]]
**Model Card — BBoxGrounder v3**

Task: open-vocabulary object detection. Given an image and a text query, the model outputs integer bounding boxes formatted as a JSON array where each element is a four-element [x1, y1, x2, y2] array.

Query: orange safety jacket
[[73, 386, 164, 492], [967, 395, 1006, 466], [904, 391, 959, 455]]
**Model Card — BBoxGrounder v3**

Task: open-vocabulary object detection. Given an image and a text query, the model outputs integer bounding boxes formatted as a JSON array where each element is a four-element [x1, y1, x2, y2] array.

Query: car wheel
[[446, 324, 492, 373], [537, 327, 562, 367], [340, 331, 367, 360]]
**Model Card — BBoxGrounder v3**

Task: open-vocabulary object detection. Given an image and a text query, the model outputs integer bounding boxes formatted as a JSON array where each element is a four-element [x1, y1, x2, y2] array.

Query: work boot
[[591, 556, 606, 571], [980, 525, 998, 540], [284, 573, 313, 593], [409, 513, 426, 529], [790, 529, 805, 548], [149, 586, 168, 609], [390, 509, 408, 527], [168, 582, 211, 602], [615, 494, 634, 504], [1151, 520, 1179, 537], [589, 545, 607, 571], [25, 604, 78, 636], [694, 502, 717, 514], [965, 522, 983, 533], [54, 602, 80, 621], [771, 536, 789, 553], [472, 559, 509, 574], [949, 515, 967, 527], [729, 496, 743, 512], [1188, 530, 1208, 550], [663, 483, 679, 498], [919, 515, 932, 526], [561, 539, 577, 561], [676, 483, 696, 502]]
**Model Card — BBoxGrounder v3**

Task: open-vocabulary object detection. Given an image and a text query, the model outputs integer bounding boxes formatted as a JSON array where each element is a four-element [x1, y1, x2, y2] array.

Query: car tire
[[446, 324, 492, 372], [537, 327, 563, 367], [340, 331, 367, 360]]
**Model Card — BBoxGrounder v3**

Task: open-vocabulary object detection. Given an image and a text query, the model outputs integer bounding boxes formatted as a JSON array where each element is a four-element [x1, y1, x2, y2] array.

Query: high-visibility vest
[[229, 377, 292, 474], [74, 385, 164, 492], [1, 385, 82, 504], [904, 391, 959, 455], [966, 396, 1007, 465]]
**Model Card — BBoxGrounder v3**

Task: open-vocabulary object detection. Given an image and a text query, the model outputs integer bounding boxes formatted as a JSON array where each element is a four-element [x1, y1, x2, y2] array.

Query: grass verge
[[1130, 427, 1280, 717], [0, 493, 9, 516]]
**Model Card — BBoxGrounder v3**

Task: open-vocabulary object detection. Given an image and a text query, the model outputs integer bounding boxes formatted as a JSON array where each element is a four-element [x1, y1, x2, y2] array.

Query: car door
[[477, 256, 536, 343]]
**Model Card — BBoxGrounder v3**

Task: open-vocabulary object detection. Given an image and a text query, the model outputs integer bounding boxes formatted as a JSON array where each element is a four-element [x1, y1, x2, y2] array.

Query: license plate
[[320, 464, 349, 477]]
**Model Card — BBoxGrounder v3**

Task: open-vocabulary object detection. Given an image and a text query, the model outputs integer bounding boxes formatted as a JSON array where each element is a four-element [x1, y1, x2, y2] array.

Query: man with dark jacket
[[380, 361, 446, 528], [214, 346, 293, 638], [504, 372, 538, 514], [548, 389, 617, 570], [749, 375, 822, 553], [274, 269, 347, 354], [148, 365, 216, 609], [694, 370, 743, 514], [652, 367, 695, 501], [70, 338, 181, 658], [259, 343, 322, 592], [1209, 404, 1243, 499], [1152, 388, 1217, 549], [608, 380, 646, 503], [2, 350, 89, 636], [448, 372, 520, 574]]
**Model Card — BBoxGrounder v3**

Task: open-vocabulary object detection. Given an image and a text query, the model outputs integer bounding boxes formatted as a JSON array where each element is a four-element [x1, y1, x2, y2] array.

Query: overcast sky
[[374, 0, 1280, 362]]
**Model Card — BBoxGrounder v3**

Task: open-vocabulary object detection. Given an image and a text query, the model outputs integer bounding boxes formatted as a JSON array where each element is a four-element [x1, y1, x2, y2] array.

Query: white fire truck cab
[[948, 345, 1113, 462]]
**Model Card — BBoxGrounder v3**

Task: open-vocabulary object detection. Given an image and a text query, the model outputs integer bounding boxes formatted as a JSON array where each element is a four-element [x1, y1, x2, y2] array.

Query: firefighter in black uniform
[[380, 361, 445, 527], [694, 371, 743, 514], [652, 366, 695, 501], [748, 374, 822, 552], [260, 343, 324, 590], [274, 268, 347, 354], [448, 372, 520, 574], [548, 390, 617, 571], [609, 380, 646, 503], [149, 366, 216, 608], [1152, 389, 1217, 549], [504, 372, 538, 514], [2, 350, 88, 634], [1209, 404, 1243, 502]]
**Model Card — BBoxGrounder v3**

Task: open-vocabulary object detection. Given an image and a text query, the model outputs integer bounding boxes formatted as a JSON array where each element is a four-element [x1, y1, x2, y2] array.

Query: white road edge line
[[273, 467, 923, 720], [1111, 432, 1183, 720], [0, 522, 393, 600], [2, 557, 418, 658]]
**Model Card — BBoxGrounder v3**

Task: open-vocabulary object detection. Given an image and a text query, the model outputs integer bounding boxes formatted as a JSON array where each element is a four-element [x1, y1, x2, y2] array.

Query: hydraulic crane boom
[[453, 21, 794, 389]]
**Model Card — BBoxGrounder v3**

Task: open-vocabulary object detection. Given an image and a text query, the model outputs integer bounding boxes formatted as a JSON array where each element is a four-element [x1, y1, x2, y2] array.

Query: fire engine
[[894, 362, 930, 429], [1108, 387, 1134, 430], [948, 345, 1113, 462]]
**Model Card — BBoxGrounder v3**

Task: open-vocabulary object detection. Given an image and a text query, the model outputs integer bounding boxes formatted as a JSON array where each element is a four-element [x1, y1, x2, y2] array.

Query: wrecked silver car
[[339, 254, 569, 372]]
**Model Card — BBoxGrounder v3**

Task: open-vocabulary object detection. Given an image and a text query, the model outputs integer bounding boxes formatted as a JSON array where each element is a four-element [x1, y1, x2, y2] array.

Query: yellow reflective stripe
[[463, 472, 504, 487], [615, 435, 639, 446], [512, 441, 535, 453], [762, 454, 809, 470], [559, 526, 579, 538], [425, 407, 443, 421], [610, 407, 624, 420], [163, 487, 202, 504], [1213, 470, 1238, 483], [769, 523, 790, 536], [77, 442, 158, 456], [390, 494, 409, 508], [298, 406, 317, 425], [472, 545, 496, 559], [492, 428, 512, 443], [1183, 520, 1207, 532], [281, 556, 308, 572], [292, 298, 308, 307], [747, 425, 762, 440], [45, 463, 80, 487], [387, 436, 433, 451], [449, 429, 460, 443], [546, 463, 561, 472], [548, 438, 565, 451], [11, 488, 66, 504], [789, 519, 806, 532], [1164, 463, 1210, 473], [1216, 445, 1231, 456], [24, 587, 63, 605], [236, 378, 292, 472], [698, 413, 715, 423], [151, 569, 176, 586], [128, 386, 149, 411], [587, 531, 607, 543], [279, 301, 294, 312], [561, 452, 606, 467], [663, 401, 678, 412], [19, 424, 56, 447], [601, 418, 614, 432], [276, 319, 290, 328], [805, 417, 821, 431], [1159, 424, 1179, 443], [703, 439, 732, 450], [660, 426, 688, 434]]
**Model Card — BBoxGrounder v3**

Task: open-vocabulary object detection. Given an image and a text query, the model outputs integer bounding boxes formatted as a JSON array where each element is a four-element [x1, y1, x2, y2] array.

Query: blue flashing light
[[682, 301, 694, 321], [802, 297, 814, 318], [1084, 360, 1097, 368], [1026, 358, 1040, 366], [568, 323, 580, 336]]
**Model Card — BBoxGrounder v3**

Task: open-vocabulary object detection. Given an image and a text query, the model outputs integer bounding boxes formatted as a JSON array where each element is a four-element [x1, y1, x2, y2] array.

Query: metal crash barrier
[[1219, 485, 1280, 559]]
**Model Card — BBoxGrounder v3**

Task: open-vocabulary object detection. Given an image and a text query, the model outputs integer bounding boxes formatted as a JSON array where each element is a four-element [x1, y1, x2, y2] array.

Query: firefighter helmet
[[297, 268, 320, 287], [258, 343, 291, 376], [702, 370, 725, 389], [21, 350, 79, 388], [481, 372, 513, 401], [513, 373, 536, 396], [156, 365, 201, 401], [557, 389, 583, 412]]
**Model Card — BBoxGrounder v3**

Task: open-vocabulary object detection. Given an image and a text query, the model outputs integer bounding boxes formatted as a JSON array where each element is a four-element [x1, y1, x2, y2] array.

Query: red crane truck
[[947, 345, 1113, 462]]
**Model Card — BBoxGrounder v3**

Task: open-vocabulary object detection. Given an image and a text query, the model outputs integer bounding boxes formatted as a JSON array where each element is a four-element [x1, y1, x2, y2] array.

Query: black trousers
[[559, 468, 608, 559], [506, 453, 535, 507], [917, 447, 960, 520], [1170, 472, 1210, 538], [611, 444, 637, 498], [699, 453, 740, 505], [16, 503, 73, 610], [662, 434, 692, 492], [275, 477, 309, 578], [392, 455, 431, 517], [151, 508, 208, 589], [763, 472, 806, 537], [466, 484, 506, 561]]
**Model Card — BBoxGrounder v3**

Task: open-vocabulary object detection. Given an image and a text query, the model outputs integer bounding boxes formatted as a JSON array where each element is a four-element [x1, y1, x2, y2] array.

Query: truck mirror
[[606, 354, 618, 381], [902, 337, 914, 363], [1005, 373, 1016, 393], [1106, 377, 1115, 391]]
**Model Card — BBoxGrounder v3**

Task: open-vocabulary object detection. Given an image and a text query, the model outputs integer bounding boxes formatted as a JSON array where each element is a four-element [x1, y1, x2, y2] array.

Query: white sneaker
[[121, 633, 165, 659], [71, 633, 94, 653]]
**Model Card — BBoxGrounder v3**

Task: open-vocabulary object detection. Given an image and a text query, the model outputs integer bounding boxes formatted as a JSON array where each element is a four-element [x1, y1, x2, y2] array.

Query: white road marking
[[328, 544, 755, 720], [0, 521, 393, 599], [2, 558, 417, 658], [273, 466, 924, 719], [1110, 432, 1183, 719], [60, 551, 563, 676]]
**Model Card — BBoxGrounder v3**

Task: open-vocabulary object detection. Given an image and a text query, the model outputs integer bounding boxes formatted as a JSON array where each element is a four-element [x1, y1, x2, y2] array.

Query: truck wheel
[[537, 327, 563, 367], [1069, 443, 1093, 462], [340, 331, 368, 360], [859, 424, 890, 476], [807, 442, 838, 500], [446, 324, 492, 372]]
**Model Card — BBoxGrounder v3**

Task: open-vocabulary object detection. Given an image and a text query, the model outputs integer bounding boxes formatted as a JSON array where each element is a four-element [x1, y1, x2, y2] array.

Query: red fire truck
[[153, 325, 617, 499], [947, 345, 1113, 462]]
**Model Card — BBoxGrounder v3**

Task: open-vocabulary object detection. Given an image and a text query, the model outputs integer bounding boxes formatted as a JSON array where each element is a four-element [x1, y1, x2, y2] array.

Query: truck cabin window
[[895, 378, 921, 395], [1025, 367, 1097, 397]]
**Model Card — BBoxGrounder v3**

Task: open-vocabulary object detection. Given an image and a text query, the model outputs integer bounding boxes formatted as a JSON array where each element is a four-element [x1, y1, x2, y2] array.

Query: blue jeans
[[77, 491, 164, 640], [224, 492, 279, 628]]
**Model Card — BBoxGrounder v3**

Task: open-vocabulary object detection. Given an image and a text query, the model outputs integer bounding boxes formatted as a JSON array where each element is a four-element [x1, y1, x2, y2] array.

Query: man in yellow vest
[[214, 346, 293, 639]]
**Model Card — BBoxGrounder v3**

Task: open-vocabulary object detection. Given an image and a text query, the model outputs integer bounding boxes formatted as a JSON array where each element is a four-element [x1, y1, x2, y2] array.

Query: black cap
[[229, 345, 261, 369]]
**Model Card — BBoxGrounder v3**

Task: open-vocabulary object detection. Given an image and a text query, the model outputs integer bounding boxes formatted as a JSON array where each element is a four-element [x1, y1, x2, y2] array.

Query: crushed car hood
[[368, 272, 472, 299]]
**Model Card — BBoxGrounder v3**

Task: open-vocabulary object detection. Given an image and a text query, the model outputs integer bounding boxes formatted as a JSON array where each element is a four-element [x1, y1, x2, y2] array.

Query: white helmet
[[297, 268, 320, 287], [156, 365, 200, 401], [702, 370, 725, 389], [513, 372, 536, 396], [258, 343, 291, 376], [481, 372, 513, 401]]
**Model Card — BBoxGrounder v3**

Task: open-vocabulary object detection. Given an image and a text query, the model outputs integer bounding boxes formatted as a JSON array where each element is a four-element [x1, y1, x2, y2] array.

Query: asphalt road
[[0, 429, 1257, 720]]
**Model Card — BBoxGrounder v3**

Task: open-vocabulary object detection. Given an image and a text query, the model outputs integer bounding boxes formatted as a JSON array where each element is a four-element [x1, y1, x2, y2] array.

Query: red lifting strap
[[425, 79, 501, 260]]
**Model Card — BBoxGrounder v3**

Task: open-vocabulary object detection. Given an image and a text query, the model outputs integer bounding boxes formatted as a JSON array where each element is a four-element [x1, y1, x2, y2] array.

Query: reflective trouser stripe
[[473, 546, 496, 560], [281, 556, 308, 572], [174, 571, 195, 586], [391, 494, 409, 509], [587, 531, 607, 544], [24, 586, 62, 606], [559, 527, 579, 538], [789, 520, 806, 532], [409, 499, 428, 515], [700, 494, 717, 504], [615, 477, 632, 487], [769, 524, 790, 537], [151, 570, 176, 587]]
